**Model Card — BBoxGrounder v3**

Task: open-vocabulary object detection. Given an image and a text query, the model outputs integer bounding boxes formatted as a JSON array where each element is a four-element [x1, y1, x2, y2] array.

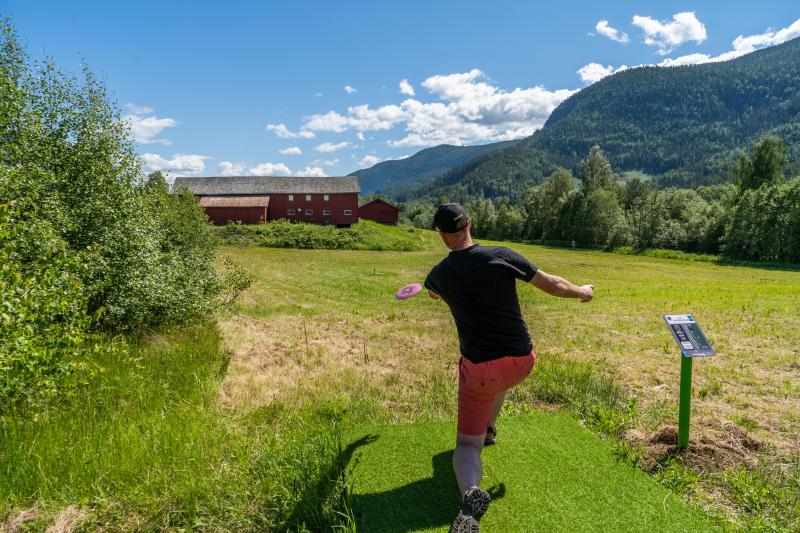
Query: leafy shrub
[[217, 220, 424, 251], [0, 22, 242, 407], [0, 23, 223, 331], [0, 203, 111, 407]]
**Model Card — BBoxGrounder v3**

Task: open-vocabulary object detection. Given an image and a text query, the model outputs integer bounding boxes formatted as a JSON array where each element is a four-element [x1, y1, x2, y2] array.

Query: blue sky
[[4, 1, 799, 178]]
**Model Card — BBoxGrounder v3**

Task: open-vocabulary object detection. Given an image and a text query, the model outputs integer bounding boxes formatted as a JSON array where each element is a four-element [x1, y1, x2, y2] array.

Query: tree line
[[402, 140, 800, 264]]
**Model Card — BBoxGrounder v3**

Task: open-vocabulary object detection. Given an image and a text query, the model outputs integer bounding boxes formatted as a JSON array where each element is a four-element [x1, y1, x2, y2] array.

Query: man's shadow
[[348, 437, 506, 533]]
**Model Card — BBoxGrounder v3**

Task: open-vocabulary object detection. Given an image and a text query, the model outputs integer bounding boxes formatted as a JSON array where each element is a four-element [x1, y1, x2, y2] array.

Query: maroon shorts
[[457, 350, 536, 436]]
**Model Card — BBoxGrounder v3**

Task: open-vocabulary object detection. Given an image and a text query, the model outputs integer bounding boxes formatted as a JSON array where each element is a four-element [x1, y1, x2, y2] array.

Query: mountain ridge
[[394, 36, 800, 201]]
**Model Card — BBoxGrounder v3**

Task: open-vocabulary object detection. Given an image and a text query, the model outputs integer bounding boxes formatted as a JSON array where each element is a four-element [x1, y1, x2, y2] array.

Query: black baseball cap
[[434, 203, 470, 233]]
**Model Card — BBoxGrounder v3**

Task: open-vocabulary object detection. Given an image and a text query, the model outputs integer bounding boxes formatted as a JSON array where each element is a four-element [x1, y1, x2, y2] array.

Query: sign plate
[[663, 314, 715, 357]]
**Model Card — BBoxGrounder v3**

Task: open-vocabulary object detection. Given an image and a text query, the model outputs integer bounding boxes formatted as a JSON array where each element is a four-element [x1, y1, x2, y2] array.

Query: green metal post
[[678, 355, 693, 449]]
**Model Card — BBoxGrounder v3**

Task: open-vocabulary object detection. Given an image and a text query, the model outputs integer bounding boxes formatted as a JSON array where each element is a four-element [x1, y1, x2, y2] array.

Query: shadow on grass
[[348, 439, 506, 533]]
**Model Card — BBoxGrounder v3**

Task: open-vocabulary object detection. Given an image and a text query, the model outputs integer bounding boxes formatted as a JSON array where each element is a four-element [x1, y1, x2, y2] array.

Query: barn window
[[323, 209, 331, 215], [344, 209, 352, 215], [288, 195, 294, 201], [287, 209, 296, 215], [305, 209, 313, 215], [305, 194, 312, 201], [323, 194, 329, 201]]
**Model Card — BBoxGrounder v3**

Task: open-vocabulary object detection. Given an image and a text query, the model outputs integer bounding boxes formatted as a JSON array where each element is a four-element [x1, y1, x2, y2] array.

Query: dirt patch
[[1, 508, 38, 533], [45, 507, 87, 533], [631, 422, 763, 472]]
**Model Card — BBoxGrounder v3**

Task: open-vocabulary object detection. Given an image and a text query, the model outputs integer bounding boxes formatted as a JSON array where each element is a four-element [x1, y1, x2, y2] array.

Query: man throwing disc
[[424, 203, 594, 533]]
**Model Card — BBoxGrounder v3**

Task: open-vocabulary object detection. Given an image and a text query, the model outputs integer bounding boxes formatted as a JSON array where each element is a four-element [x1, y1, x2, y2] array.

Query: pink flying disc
[[395, 283, 422, 300]]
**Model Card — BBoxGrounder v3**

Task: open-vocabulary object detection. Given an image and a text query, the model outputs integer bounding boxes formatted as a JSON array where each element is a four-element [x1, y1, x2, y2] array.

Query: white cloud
[[358, 155, 381, 168], [732, 18, 800, 52], [313, 92, 323, 97], [303, 69, 576, 148], [315, 141, 351, 153], [266, 123, 316, 139], [632, 11, 707, 55], [249, 162, 291, 176], [356, 132, 365, 141], [658, 17, 800, 67], [297, 166, 327, 177], [577, 63, 629, 84], [141, 153, 209, 176], [123, 104, 178, 145], [344, 85, 357, 94], [218, 161, 246, 176], [323, 158, 340, 166], [126, 103, 154, 114], [594, 20, 630, 44], [399, 78, 415, 96], [279, 146, 303, 155]]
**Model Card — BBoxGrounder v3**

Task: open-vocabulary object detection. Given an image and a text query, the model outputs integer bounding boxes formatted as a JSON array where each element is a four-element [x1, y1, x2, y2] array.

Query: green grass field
[[218, 226, 800, 530], [218, 230, 800, 453], [3, 224, 798, 530]]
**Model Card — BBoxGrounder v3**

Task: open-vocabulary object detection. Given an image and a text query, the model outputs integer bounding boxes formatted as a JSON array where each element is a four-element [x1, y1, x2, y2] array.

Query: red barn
[[359, 198, 399, 225], [171, 175, 361, 226]]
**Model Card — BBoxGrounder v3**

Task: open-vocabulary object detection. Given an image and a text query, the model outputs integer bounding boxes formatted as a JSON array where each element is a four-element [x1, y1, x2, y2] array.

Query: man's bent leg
[[453, 432, 485, 495], [488, 390, 506, 429]]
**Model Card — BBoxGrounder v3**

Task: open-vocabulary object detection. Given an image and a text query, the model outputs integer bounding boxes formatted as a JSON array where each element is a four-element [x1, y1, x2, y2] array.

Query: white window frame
[[323, 194, 329, 201], [305, 194, 312, 201], [288, 194, 294, 201], [343, 209, 352, 215], [323, 209, 332, 216], [287, 209, 296, 215], [305, 209, 313, 215]]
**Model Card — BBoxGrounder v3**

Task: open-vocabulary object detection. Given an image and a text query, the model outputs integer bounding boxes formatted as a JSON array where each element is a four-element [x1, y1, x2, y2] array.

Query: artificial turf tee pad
[[346, 413, 716, 532]]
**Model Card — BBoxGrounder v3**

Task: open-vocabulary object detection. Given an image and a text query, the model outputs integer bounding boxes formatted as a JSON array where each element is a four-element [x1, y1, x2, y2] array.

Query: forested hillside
[[350, 140, 517, 195], [399, 36, 800, 202]]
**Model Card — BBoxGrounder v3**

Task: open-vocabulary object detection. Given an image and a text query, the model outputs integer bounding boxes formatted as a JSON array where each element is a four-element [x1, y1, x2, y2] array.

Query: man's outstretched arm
[[530, 270, 593, 302]]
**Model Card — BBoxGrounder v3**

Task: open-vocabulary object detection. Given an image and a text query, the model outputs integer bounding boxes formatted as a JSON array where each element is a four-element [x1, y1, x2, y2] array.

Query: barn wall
[[269, 193, 359, 225], [204, 206, 267, 225], [359, 202, 399, 225]]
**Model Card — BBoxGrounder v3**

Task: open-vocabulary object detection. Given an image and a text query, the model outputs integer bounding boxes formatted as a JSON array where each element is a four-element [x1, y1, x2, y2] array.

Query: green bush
[[0, 21, 236, 407], [0, 22, 222, 331], [0, 203, 111, 408], [217, 220, 424, 252]]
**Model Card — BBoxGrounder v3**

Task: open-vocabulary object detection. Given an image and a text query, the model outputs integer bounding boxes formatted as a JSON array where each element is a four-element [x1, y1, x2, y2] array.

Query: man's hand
[[428, 289, 441, 300], [578, 285, 594, 303]]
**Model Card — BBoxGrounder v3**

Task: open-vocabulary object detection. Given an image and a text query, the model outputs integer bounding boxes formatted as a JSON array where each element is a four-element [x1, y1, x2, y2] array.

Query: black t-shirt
[[424, 244, 537, 363]]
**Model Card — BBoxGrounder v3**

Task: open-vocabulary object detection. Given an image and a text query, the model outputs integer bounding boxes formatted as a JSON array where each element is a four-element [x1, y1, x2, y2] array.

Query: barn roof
[[172, 175, 360, 195], [360, 198, 398, 210], [199, 196, 270, 208]]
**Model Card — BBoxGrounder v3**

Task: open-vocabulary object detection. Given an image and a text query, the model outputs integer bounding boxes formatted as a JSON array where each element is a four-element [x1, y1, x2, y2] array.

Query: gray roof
[[171, 175, 360, 195]]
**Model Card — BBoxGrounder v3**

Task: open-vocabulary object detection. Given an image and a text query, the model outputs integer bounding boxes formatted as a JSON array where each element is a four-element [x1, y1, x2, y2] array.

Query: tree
[[735, 136, 788, 191], [145, 171, 169, 193], [580, 145, 616, 193], [538, 168, 576, 239]]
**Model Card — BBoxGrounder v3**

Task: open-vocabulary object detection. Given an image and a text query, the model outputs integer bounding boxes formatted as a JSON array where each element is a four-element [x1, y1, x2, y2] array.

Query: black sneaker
[[450, 486, 491, 533]]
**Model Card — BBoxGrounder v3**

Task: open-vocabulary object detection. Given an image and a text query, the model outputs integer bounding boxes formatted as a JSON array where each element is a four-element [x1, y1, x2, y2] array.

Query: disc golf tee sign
[[663, 315, 715, 357], [663, 314, 716, 449]]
